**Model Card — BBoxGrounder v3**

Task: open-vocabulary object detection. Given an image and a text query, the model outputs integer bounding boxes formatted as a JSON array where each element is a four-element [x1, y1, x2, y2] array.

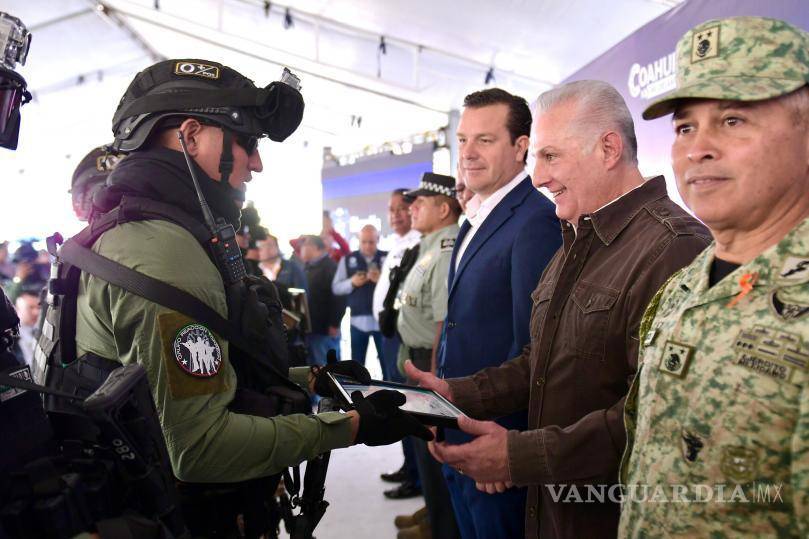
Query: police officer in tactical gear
[[37, 58, 432, 538], [1, 15, 188, 539]]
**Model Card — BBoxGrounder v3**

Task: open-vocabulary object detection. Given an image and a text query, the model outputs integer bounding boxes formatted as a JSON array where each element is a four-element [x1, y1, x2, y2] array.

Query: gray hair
[[536, 80, 638, 164], [780, 85, 809, 127]]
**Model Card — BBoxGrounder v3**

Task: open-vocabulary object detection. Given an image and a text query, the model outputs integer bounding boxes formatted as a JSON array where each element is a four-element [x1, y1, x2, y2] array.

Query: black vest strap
[[58, 240, 299, 392], [77, 195, 212, 249]]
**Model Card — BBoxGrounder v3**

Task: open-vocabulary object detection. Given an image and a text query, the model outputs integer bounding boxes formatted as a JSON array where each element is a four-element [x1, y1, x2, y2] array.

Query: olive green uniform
[[76, 219, 353, 483], [619, 217, 809, 537], [396, 223, 458, 369]]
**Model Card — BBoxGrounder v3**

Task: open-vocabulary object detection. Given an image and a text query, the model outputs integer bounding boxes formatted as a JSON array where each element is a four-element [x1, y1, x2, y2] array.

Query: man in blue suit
[[434, 88, 561, 539]]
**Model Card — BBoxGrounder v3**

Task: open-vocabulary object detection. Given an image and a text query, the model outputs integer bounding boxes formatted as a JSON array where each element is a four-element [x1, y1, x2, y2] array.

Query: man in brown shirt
[[406, 80, 711, 538]]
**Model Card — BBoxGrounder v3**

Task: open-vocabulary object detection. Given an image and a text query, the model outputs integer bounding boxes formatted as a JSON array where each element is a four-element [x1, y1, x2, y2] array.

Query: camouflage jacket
[[619, 217, 809, 537]]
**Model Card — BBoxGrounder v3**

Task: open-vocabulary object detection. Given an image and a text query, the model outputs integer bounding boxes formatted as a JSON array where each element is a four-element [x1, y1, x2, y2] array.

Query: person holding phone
[[332, 224, 388, 366]]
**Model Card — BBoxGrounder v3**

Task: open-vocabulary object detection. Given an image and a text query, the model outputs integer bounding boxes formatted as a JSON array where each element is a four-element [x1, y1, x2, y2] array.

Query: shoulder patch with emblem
[[440, 238, 455, 251], [174, 324, 222, 377], [174, 61, 221, 80], [770, 290, 809, 320], [159, 312, 229, 399]]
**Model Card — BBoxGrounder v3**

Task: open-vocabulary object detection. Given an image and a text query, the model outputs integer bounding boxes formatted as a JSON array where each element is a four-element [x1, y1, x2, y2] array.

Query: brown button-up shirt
[[447, 177, 711, 539]]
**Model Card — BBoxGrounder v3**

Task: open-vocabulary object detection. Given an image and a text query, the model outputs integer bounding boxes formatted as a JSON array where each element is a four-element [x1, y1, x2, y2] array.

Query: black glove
[[352, 390, 434, 446], [311, 349, 371, 397], [312, 358, 371, 397]]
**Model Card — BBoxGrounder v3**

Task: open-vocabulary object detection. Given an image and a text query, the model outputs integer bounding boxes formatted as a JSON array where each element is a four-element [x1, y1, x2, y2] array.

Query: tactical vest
[[34, 194, 310, 538], [38, 194, 306, 411], [344, 250, 386, 317]]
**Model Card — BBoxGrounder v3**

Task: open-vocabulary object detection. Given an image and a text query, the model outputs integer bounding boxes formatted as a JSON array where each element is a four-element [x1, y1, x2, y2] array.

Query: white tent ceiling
[[0, 0, 683, 241]]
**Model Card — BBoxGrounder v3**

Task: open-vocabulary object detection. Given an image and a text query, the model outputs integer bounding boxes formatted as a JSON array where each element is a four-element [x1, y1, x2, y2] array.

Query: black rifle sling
[[58, 240, 299, 392], [0, 371, 80, 400]]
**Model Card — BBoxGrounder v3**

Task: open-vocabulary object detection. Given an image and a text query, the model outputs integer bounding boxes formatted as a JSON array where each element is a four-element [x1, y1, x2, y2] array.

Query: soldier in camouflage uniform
[[620, 17, 809, 537]]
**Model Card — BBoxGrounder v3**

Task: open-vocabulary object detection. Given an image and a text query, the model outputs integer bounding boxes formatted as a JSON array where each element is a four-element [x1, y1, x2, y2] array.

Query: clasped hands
[[403, 360, 514, 494]]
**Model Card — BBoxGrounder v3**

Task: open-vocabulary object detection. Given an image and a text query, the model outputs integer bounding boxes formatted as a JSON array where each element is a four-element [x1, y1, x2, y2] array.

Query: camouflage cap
[[643, 16, 809, 120]]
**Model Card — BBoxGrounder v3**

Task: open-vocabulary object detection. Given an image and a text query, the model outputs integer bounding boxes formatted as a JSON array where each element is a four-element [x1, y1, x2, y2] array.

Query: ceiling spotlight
[[283, 8, 294, 29], [378, 36, 387, 55], [264, 1, 271, 18], [485, 67, 495, 85]]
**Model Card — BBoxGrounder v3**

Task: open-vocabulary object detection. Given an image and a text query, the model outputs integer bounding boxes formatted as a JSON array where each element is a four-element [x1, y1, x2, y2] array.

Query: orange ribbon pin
[[726, 272, 758, 308]]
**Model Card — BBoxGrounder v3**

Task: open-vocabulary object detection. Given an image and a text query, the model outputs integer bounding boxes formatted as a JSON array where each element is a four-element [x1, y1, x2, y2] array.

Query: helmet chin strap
[[219, 128, 234, 188], [217, 127, 247, 205]]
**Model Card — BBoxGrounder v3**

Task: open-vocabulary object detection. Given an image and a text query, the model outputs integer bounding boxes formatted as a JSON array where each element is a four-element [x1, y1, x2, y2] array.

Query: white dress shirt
[[18, 324, 36, 366], [372, 228, 422, 320], [455, 171, 527, 271]]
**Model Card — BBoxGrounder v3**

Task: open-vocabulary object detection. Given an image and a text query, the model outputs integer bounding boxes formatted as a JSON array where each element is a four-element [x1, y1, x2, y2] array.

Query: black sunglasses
[[195, 119, 261, 155], [234, 132, 260, 155]]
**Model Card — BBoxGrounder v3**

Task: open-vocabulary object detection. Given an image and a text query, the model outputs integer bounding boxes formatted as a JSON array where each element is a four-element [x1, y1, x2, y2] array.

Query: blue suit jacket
[[440, 176, 561, 441]]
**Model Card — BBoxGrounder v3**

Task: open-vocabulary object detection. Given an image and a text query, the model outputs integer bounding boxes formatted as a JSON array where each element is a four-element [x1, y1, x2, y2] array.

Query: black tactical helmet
[[70, 146, 123, 221], [110, 59, 304, 153]]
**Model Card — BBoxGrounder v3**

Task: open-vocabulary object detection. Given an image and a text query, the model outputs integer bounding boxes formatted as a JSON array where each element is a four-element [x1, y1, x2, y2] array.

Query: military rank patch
[[440, 238, 455, 252], [690, 25, 719, 63], [174, 61, 221, 80], [720, 446, 758, 484], [778, 257, 809, 283], [159, 312, 228, 399], [733, 325, 808, 383], [658, 340, 693, 378], [770, 290, 809, 321]]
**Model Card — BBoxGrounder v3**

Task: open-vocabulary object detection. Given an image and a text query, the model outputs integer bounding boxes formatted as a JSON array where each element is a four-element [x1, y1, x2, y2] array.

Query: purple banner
[[562, 0, 809, 192]]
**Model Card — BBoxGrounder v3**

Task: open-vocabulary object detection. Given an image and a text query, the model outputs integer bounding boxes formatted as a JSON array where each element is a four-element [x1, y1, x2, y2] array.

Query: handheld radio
[[177, 130, 246, 285]]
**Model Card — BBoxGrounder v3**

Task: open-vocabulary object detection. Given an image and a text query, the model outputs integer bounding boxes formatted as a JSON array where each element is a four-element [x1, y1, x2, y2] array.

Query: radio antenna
[[177, 130, 217, 232]]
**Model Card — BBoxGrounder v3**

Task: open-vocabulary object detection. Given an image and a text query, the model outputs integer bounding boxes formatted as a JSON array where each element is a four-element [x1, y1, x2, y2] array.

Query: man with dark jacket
[[301, 234, 346, 365], [408, 80, 711, 538], [256, 233, 308, 292]]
